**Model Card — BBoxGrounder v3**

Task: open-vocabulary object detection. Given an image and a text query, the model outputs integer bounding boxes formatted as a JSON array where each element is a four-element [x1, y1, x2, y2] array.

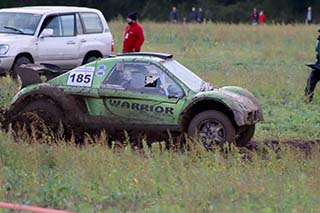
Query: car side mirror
[[168, 94, 179, 99], [40, 28, 53, 38], [167, 85, 184, 99], [168, 93, 184, 99]]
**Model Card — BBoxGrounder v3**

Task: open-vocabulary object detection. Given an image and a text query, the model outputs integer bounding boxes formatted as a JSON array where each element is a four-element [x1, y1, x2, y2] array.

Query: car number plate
[[67, 67, 94, 87]]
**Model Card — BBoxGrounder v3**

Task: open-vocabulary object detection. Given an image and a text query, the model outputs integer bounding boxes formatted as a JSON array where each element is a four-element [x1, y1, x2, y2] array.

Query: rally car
[[3, 52, 263, 148]]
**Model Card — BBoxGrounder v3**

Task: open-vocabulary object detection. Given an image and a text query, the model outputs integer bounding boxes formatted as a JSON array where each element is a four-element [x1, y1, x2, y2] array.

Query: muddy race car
[[2, 52, 263, 148]]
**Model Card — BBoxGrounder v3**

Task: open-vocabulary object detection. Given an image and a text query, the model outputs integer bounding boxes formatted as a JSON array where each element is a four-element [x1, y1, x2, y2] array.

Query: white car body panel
[[0, 6, 113, 73]]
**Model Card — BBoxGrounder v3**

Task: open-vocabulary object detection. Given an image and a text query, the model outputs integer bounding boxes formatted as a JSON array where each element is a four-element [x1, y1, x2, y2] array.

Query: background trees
[[0, 0, 318, 23]]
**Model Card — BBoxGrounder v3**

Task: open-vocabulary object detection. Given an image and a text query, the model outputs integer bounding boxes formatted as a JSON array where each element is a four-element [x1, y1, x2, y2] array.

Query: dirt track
[[244, 140, 320, 157]]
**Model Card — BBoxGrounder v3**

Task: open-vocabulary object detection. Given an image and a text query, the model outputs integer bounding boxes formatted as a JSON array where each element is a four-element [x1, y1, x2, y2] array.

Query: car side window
[[76, 13, 83, 35], [60, 14, 75, 36], [43, 16, 61, 36], [144, 64, 184, 98], [104, 62, 184, 97], [40, 14, 75, 37], [80, 12, 103, 34]]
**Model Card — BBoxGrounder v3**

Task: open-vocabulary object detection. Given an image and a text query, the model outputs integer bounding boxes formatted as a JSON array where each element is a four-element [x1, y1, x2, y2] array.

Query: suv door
[[78, 12, 113, 59], [99, 61, 186, 128], [37, 14, 80, 69]]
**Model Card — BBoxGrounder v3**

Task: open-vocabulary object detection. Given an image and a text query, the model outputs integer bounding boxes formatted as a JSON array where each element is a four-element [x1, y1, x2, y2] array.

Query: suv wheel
[[11, 56, 31, 79], [83, 55, 98, 64], [187, 110, 236, 149]]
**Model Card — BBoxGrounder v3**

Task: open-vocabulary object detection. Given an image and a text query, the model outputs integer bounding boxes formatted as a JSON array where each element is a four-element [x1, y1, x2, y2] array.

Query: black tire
[[11, 56, 31, 79], [187, 110, 236, 149], [83, 55, 98, 65], [10, 99, 64, 138], [236, 125, 255, 147]]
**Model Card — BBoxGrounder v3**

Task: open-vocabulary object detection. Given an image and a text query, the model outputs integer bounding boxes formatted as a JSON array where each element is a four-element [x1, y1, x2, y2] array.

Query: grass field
[[0, 22, 320, 212]]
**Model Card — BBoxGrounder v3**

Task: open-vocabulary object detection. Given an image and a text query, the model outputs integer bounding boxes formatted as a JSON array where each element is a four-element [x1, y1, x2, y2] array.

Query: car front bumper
[[0, 56, 15, 74]]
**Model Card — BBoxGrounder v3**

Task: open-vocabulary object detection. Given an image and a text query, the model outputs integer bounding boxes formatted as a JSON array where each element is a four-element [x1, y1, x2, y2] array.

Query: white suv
[[0, 6, 114, 77]]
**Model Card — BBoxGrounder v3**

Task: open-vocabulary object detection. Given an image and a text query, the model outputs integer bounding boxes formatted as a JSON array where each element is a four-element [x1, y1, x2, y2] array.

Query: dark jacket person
[[122, 12, 145, 53], [305, 28, 320, 102]]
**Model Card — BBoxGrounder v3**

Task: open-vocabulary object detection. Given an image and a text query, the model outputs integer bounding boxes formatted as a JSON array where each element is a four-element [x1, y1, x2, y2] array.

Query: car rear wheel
[[9, 99, 64, 138], [187, 110, 236, 149], [236, 125, 255, 147], [11, 56, 31, 79]]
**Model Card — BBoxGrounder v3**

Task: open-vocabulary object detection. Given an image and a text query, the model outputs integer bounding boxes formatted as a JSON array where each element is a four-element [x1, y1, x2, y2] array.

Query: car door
[[77, 12, 112, 57], [37, 13, 80, 69], [99, 61, 186, 127]]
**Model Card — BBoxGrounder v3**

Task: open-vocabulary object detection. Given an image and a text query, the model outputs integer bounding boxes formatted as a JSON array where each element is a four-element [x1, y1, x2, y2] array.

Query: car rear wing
[[307, 64, 320, 71], [17, 63, 65, 88], [112, 52, 173, 60]]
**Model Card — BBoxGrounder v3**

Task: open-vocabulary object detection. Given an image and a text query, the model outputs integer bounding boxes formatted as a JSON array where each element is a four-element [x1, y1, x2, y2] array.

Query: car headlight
[[0, 45, 9, 55]]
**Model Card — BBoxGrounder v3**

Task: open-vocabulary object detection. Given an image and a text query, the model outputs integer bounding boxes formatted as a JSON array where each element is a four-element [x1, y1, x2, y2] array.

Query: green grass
[[1, 22, 320, 212]]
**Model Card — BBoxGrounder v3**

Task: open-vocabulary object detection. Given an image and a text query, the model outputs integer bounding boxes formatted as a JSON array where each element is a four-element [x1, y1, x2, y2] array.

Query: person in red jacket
[[122, 12, 145, 53], [258, 11, 266, 24]]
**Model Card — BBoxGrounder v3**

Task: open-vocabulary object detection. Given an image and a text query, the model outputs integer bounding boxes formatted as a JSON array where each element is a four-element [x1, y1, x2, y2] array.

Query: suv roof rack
[[115, 52, 173, 60]]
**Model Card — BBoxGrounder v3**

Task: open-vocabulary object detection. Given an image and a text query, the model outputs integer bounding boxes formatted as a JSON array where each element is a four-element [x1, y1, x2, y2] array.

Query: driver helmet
[[145, 68, 159, 84]]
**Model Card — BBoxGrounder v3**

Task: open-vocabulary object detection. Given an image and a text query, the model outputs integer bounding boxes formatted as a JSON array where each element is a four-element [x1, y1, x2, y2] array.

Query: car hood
[[0, 33, 33, 43]]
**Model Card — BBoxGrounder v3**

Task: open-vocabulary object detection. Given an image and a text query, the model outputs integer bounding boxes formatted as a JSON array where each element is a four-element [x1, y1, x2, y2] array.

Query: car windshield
[[162, 59, 204, 92], [0, 12, 42, 35]]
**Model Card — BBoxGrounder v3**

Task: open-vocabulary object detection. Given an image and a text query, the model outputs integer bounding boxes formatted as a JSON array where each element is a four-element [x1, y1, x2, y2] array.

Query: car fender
[[181, 96, 242, 128], [222, 86, 264, 121], [181, 88, 261, 128], [5, 83, 81, 124]]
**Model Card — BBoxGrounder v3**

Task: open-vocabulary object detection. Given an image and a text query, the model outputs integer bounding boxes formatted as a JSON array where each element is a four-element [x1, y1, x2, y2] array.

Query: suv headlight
[[0, 45, 9, 55]]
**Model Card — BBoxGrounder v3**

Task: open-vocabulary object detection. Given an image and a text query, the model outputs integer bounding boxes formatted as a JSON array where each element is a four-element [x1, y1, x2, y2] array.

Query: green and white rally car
[[4, 52, 263, 148]]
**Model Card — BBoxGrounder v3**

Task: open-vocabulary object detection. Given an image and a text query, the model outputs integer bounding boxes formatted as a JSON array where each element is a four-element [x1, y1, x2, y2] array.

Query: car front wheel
[[188, 110, 236, 149]]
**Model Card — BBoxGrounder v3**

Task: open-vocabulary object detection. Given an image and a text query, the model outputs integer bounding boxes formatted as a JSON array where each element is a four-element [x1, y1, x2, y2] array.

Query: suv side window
[[104, 62, 184, 97], [60, 14, 75, 36], [41, 14, 75, 37], [80, 12, 103, 34], [43, 16, 61, 36], [76, 13, 83, 35]]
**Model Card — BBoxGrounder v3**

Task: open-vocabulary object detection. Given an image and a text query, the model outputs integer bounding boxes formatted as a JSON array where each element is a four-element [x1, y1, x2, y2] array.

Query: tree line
[[0, 0, 318, 24]]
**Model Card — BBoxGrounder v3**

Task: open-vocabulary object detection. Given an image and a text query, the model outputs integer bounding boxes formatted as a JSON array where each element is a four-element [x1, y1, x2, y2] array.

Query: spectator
[[122, 12, 145, 53], [258, 11, 266, 24], [304, 28, 320, 102], [197, 8, 204, 23], [306, 6, 313, 25], [189, 7, 197, 23], [250, 8, 258, 25], [169, 6, 179, 23]]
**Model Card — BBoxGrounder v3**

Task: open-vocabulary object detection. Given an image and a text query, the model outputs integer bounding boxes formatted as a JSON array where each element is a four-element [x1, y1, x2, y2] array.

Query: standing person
[[258, 11, 266, 24], [305, 28, 320, 102], [189, 7, 197, 23], [197, 7, 204, 23], [250, 8, 258, 25], [122, 12, 144, 53], [306, 6, 313, 25], [169, 6, 179, 23]]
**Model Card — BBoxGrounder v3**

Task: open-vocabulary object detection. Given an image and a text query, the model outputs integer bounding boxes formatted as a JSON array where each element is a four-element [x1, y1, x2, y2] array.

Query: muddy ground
[[243, 140, 320, 157]]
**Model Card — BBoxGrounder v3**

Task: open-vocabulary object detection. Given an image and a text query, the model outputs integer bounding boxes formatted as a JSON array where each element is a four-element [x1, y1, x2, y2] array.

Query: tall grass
[[0, 22, 320, 212], [0, 133, 320, 212]]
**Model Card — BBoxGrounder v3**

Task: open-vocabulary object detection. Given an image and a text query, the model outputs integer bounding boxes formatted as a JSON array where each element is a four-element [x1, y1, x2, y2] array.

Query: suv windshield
[[0, 12, 41, 35], [162, 59, 204, 92]]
